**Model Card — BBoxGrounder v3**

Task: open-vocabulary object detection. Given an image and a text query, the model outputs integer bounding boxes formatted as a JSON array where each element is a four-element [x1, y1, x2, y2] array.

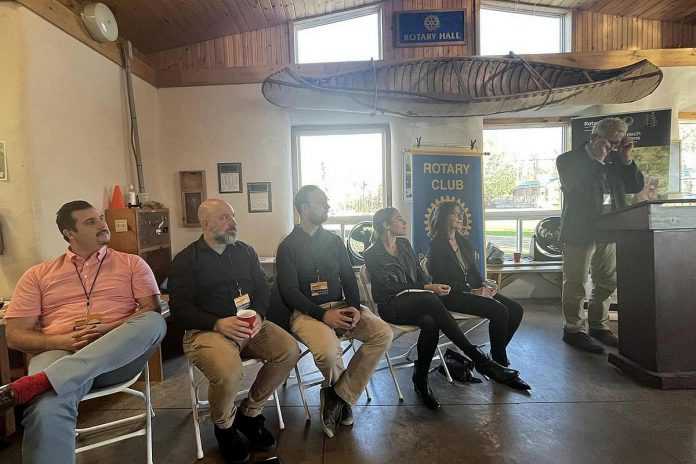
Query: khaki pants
[[183, 320, 300, 429], [290, 303, 393, 405], [562, 242, 616, 333]]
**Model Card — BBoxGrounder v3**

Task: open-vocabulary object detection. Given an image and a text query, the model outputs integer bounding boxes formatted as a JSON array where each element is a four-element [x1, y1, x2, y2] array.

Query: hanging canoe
[[261, 54, 663, 117]]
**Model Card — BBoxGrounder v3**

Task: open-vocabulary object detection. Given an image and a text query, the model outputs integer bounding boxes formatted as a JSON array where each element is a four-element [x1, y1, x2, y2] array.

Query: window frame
[[291, 124, 392, 239], [479, 0, 572, 55], [291, 4, 384, 64], [482, 121, 570, 254]]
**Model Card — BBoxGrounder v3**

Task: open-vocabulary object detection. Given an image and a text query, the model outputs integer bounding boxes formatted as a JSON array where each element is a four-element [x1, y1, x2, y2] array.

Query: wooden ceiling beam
[[156, 47, 696, 87], [17, 0, 157, 86]]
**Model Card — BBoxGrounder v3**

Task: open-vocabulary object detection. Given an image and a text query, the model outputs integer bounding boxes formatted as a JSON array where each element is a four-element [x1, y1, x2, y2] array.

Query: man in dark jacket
[[557, 117, 644, 353], [169, 199, 299, 464], [276, 185, 392, 439]]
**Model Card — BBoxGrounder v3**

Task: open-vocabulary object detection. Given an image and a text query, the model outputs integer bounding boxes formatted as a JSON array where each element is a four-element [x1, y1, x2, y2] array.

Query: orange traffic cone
[[110, 185, 126, 209]]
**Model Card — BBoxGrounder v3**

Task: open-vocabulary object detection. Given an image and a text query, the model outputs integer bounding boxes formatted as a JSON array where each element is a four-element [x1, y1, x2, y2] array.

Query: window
[[679, 121, 696, 196], [293, 6, 382, 64], [480, 1, 570, 55], [483, 124, 567, 256], [292, 125, 391, 239]]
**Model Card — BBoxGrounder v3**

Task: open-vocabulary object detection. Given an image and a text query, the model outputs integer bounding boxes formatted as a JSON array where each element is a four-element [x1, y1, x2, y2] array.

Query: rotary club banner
[[408, 148, 485, 273]]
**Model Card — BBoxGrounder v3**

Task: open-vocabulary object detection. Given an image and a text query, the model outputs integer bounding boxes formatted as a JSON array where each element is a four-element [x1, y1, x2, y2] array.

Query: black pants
[[381, 292, 485, 377], [439, 292, 524, 361]]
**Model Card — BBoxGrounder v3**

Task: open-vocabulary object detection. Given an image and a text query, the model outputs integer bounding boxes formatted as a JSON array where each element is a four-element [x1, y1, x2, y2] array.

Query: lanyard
[[73, 250, 108, 312], [214, 251, 243, 297]]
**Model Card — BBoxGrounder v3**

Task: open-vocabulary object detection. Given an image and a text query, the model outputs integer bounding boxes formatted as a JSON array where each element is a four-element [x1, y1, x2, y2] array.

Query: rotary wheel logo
[[424, 15, 440, 31], [424, 196, 473, 236]]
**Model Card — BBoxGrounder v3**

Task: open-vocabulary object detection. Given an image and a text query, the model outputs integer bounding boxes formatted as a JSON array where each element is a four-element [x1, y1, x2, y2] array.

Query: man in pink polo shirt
[[0, 200, 167, 464]]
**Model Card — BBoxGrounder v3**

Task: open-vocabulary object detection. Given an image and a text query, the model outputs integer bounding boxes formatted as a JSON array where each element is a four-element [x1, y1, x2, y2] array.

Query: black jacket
[[168, 236, 270, 331], [363, 237, 427, 306], [427, 233, 483, 292], [276, 225, 361, 321], [557, 143, 644, 246]]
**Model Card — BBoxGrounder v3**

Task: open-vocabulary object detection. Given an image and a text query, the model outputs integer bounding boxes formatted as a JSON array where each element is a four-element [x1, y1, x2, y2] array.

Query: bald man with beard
[[168, 199, 299, 464]]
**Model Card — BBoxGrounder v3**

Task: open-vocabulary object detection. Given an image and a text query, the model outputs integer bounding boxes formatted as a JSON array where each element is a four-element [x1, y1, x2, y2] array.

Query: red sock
[[11, 372, 53, 405]]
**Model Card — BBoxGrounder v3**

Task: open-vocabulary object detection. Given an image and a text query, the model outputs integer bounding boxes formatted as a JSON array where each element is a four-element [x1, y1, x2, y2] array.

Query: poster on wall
[[409, 148, 485, 273], [0, 141, 7, 181], [571, 109, 672, 201]]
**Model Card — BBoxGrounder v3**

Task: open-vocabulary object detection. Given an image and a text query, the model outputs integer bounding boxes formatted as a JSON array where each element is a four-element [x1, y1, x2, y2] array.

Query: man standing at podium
[[557, 117, 644, 353]]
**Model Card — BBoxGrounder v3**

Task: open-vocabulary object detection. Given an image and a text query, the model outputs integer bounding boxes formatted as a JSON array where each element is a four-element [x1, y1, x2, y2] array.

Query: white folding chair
[[420, 257, 489, 382], [290, 335, 371, 421], [75, 362, 154, 464], [188, 358, 284, 460], [358, 265, 426, 400]]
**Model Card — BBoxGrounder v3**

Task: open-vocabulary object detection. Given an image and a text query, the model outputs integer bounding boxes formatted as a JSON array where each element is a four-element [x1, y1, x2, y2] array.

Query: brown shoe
[[0, 384, 16, 414], [589, 329, 619, 347]]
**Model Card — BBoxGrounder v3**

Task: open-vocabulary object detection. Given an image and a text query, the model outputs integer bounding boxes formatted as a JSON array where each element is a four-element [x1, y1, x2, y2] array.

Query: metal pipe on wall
[[121, 40, 146, 193]]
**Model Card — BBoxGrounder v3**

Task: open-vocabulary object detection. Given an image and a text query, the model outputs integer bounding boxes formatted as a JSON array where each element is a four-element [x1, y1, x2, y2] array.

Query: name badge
[[310, 281, 329, 297], [73, 313, 102, 331], [234, 293, 251, 310]]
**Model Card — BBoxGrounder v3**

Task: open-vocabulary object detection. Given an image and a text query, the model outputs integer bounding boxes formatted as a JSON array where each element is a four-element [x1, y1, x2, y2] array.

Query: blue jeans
[[22, 311, 167, 464]]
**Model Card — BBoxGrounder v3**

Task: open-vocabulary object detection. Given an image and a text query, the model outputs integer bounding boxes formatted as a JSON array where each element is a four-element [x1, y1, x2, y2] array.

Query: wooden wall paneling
[[293, 0, 308, 19], [105, 0, 181, 52], [196, 0, 236, 37], [244, 0, 268, 29], [220, 0, 251, 32], [302, 0, 317, 18], [206, 0, 242, 35], [154, 48, 696, 88], [258, 0, 279, 25]]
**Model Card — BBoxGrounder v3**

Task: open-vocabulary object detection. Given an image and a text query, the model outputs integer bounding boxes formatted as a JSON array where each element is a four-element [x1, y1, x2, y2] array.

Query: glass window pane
[[322, 224, 342, 238], [297, 13, 380, 64], [483, 126, 564, 211], [298, 132, 384, 218], [485, 220, 517, 257], [521, 219, 540, 257], [480, 8, 563, 55], [679, 122, 696, 196]]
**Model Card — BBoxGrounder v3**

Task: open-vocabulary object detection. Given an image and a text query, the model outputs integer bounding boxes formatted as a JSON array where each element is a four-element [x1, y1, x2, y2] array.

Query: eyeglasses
[[604, 138, 622, 149]]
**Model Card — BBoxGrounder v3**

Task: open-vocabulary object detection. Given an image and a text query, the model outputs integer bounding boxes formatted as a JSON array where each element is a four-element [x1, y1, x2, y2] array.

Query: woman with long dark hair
[[364, 208, 529, 410], [427, 201, 524, 368]]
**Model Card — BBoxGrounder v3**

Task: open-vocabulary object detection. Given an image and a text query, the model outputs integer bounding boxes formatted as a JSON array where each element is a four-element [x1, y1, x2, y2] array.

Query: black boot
[[214, 424, 250, 464], [472, 348, 519, 384], [412, 370, 440, 410], [234, 412, 276, 452]]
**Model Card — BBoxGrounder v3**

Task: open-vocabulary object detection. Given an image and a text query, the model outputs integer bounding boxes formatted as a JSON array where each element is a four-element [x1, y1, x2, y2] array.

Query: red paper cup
[[237, 309, 256, 328], [513, 252, 522, 263]]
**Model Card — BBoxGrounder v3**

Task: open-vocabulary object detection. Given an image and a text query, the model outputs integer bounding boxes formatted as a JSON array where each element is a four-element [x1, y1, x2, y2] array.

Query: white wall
[[158, 84, 483, 257], [0, 5, 159, 297]]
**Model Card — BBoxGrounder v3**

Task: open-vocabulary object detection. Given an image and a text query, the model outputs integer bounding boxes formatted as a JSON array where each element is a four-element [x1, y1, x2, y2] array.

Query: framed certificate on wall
[[248, 182, 272, 213], [218, 163, 242, 193]]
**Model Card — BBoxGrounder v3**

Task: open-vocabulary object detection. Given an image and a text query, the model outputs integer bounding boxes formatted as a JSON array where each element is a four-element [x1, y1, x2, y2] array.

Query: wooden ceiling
[[57, 0, 696, 53]]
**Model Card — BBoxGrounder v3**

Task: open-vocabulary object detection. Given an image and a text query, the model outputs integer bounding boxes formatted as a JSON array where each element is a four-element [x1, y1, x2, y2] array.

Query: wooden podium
[[598, 200, 696, 389]]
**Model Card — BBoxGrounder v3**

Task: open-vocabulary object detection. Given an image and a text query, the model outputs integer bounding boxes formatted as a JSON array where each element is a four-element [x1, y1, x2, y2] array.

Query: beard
[[309, 211, 328, 226], [213, 229, 237, 245]]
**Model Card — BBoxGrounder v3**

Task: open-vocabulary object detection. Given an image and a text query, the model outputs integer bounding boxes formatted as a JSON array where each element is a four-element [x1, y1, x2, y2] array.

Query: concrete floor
[[1, 298, 695, 464]]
